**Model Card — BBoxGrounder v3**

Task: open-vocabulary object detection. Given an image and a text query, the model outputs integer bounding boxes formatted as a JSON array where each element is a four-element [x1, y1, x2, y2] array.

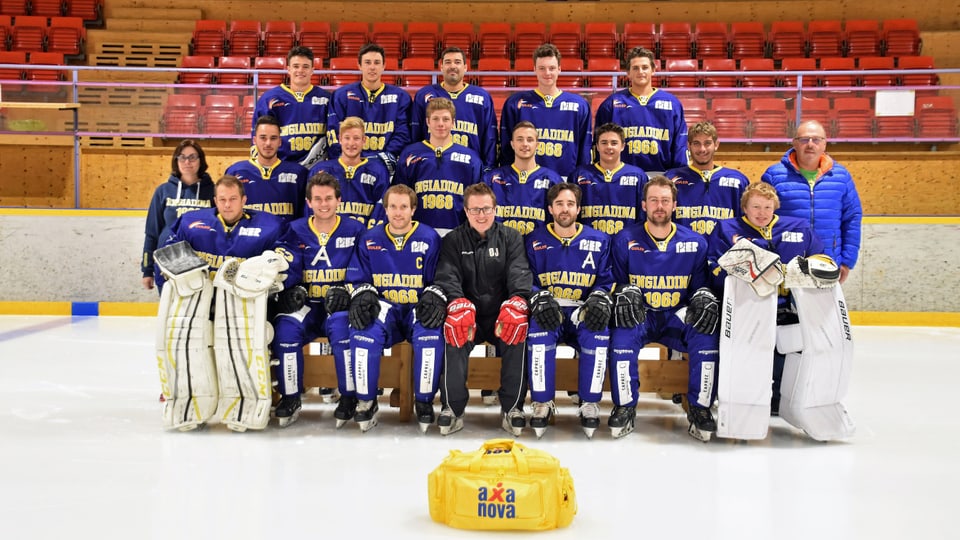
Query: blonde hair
[[741, 182, 780, 210]]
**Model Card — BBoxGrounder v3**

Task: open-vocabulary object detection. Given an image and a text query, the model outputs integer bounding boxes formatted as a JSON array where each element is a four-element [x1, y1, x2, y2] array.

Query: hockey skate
[[334, 395, 358, 428], [437, 407, 463, 436], [415, 401, 435, 434], [608, 405, 636, 439], [275, 395, 302, 428], [530, 401, 556, 439], [481, 389, 498, 406], [501, 408, 526, 437], [319, 387, 340, 404], [355, 399, 379, 432], [687, 406, 717, 443], [568, 391, 581, 406], [578, 401, 601, 439]]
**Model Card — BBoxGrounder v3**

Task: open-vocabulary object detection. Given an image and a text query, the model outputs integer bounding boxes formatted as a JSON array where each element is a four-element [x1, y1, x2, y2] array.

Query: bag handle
[[470, 439, 529, 474]]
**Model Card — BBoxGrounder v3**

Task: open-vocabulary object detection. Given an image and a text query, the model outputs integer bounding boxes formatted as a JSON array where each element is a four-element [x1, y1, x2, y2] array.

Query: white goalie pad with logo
[[154, 241, 218, 431], [211, 252, 288, 432], [778, 285, 855, 441], [717, 276, 778, 440], [717, 238, 784, 297]]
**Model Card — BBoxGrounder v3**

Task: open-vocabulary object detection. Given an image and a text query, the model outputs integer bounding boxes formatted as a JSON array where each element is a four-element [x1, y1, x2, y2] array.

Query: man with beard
[[411, 47, 498, 170]]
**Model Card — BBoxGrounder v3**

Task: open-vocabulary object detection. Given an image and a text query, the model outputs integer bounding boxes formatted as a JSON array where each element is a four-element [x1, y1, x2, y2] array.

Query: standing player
[[608, 176, 721, 442], [574, 122, 649, 235], [524, 182, 614, 438], [595, 47, 688, 175], [483, 121, 563, 236], [499, 43, 592, 180], [396, 98, 482, 236], [252, 46, 331, 168], [270, 172, 365, 427], [226, 115, 310, 225], [411, 46, 498, 170], [344, 185, 445, 433], [664, 121, 749, 237], [327, 43, 411, 177], [309, 116, 391, 228]]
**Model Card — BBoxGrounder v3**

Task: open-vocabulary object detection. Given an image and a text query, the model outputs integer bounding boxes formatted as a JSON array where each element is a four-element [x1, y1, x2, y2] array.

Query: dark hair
[[642, 175, 677, 201], [216, 174, 245, 197], [254, 114, 281, 132], [533, 43, 561, 64], [547, 182, 581, 206], [512, 120, 537, 137], [171, 139, 208, 178], [383, 184, 418, 209], [464, 182, 496, 207], [307, 171, 341, 199], [287, 45, 314, 64], [439, 46, 467, 64], [625, 47, 656, 67], [594, 122, 625, 144], [358, 43, 386, 63]]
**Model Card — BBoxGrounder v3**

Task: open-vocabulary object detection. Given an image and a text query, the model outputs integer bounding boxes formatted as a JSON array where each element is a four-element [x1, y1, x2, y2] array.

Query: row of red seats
[[0, 0, 100, 23], [190, 19, 922, 66], [162, 94, 257, 135], [0, 49, 65, 93], [0, 14, 84, 55]]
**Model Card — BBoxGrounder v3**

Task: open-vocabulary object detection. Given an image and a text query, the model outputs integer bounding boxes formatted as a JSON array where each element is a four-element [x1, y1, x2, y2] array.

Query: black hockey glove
[[580, 290, 613, 332], [685, 287, 719, 335], [348, 284, 381, 329], [529, 290, 563, 331], [324, 285, 350, 315], [378, 152, 397, 177], [415, 285, 447, 329], [274, 285, 308, 314], [613, 285, 646, 328]]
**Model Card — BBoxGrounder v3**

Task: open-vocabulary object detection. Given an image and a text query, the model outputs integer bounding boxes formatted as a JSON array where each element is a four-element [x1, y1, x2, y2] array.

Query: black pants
[[440, 324, 527, 417]]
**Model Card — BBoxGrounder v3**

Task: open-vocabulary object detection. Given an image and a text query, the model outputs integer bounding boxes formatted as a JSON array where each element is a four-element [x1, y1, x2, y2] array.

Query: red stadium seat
[[371, 22, 403, 60], [299, 21, 332, 60], [241, 94, 256, 133], [874, 102, 916, 139], [701, 58, 737, 98], [47, 16, 85, 57], [663, 58, 699, 89], [490, 90, 509, 125], [401, 56, 435, 87], [882, 19, 921, 57], [192, 20, 226, 56], [780, 57, 817, 88], [513, 57, 536, 89], [311, 56, 325, 86], [558, 57, 584, 88], [584, 22, 618, 60], [768, 21, 806, 60], [336, 21, 369, 59], [25, 51, 65, 94], [263, 21, 296, 57], [478, 22, 511, 60], [10, 15, 46, 52], [694, 22, 729, 59], [915, 96, 958, 138], [203, 94, 240, 135], [254, 56, 286, 89], [897, 56, 938, 87], [328, 56, 360, 85], [217, 55, 251, 92], [710, 97, 749, 138], [749, 97, 791, 140], [679, 96, 708, 127], [163, 94, 202, 135], [622, 22, 657, 56], [177, 55, 215, 94], [440, 22, 474, 61], [66, 0, 102, 24], [514, 22, 546, 61], [730, 22, 765, 60], [807, 20, 843, 59], [476, 57, 512, 88], [406, 22, 439, 59], [0, 15, 9, 50], [796, 97, 832, 131], [739, 57, 776, 90], [550, 22, 582, 61], [833, 97, 874, 139], [0, 0, 27, 16], [228, 20, 262, 57], [844, 20, 881, 58], [586, 57, 622, 89], [818, 57, 857, 90], [381, 57, 399, 85], [659, 22, 693, 60], [31, 0, 65, 17], [858, 56, 896, 87], [0, 50, 27, 93]]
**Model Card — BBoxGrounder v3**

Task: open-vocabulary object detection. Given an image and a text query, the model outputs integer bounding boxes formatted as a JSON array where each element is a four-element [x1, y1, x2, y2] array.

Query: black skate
[[577, 401, 601, 439], [319, 387, 340, 404], [687, 405, 717, 443], [437, 407, 463, 436], [501, 408, 526, 437], [415, 401, 435, 434], [334, 395, 358, 428], [275, 395, 302, 428], [355, 399, 379, 432], [530, 401, 556, 439], [608, 405, 636, 439]]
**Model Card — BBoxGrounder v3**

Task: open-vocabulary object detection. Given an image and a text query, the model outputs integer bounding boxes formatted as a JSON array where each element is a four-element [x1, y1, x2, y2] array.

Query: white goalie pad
[[154, 242, 217, 431], [717, 238, 784, 297], [779, 286, 856, 441], [784, 254, 840, 289], [717, 276, 778, 440]]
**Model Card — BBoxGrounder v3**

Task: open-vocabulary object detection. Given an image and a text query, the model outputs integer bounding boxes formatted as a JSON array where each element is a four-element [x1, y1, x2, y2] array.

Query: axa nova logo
[[477, 482, 517, 519]]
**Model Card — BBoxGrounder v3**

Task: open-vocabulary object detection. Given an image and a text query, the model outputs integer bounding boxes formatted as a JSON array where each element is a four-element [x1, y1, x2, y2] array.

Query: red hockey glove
[[494, 295, 529, 345], [443, 298, 477, 348]]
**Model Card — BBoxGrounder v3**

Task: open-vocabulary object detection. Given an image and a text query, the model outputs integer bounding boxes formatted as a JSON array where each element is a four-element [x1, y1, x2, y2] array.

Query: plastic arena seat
[[476, 57, 513, 87], [163, 94, 202, 134], [858, 56, 896, 87], [663, 58, 699, 89], [228, 20, 262, 57], [558, 57, 584, 88], [406, 22, 439, 59], [795, 97, 832, 132], [779, 57, 818, 88], [768, 21, 807, 60], [47, 16, 85, 57], [738, 57, 776, 90], [0, 0, 28, 16], [310, 56, 325, 85], [328, 56, 360, 85], [679, 96, 708, 126], [844, 20, 881, 58], [263, 20, 296, 57], [701, 58, 737, 98], [0, 15, 9, 49], [694, 22, 729, 59], [730, 22, 765, 60], [806, 20, 843, 59], [622, 22, 657, 56], [24, 51, 65, 94], [216, 55, 251, 93], [882, 19, 921, 57], [710, 97, 749, 138], [31, 0, 65, 17], [550, 22, 583, 61], [66, 0, 103, 24], [203, 94, 240, 135], [254, 55, 286, 89], [10, 15, 46, 52], [177, 55, 216, 94], [586, 57, 622, 88], [583, 22, 618, 60], [477, 22, 511, 60], [514, 22, 547, 61], [400, 56, 435, 87], [241, 94, 256, 132], [749, 97, 791, 139], [659, 22, 693, 60], [818, 56, 858, 90], [336, 21, 369, 59], [833, 97, 874, 139], [192, 20, 226, 56], [440, 22, 474, 60], [897, 55, 938, 87], [298, 21, 332, 60], [915, 96, 958, 138], [380, 57, 399, 85], [370, 22, 403, 60], [513, 56, 536, 89], [0, 50, 27, 93]]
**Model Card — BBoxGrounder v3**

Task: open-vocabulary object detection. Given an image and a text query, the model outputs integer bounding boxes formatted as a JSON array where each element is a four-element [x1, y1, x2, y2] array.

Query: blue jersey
[[142, 173, 215, 278], [611, 222, 710, 311], [224, 159, 309, 225], [253, 85, 332, 164], [411, 83, 498, 169], [396, 141, 482, 233], [574, 163, 649, 236], [595, 88, 688, 172], [327, 82, 412, 159], [309, 157, 390, 228], [499, 90, 592, 179], [346, 222, 442, 306], [663, 165, 749, 237], [278, 215, 365, 303], [483, 164, 562, 236], [526, 223, 614, 304]]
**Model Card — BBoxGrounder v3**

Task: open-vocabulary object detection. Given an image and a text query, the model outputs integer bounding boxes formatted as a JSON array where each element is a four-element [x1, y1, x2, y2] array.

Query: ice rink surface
[[1, 315, 957, 539]]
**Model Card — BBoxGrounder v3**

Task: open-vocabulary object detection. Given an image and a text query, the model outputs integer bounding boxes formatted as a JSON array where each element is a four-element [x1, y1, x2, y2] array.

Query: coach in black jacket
[[415, 182, 533, 436]]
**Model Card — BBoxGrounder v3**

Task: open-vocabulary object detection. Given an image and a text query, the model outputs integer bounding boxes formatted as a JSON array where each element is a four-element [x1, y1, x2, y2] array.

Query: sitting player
[[524, 183, 614, 438]]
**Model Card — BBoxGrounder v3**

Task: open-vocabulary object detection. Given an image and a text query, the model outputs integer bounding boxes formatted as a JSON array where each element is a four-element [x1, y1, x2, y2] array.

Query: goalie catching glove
[[213, 250, 288, 298], [348, 284, 381, 329], [529, 290, 563, 331], [415, 285, 448, 329], [580, 290, 613, 332], [444, 298, 477, 348], [612, 285, 646, 328], [684, 288, 719, 334], [495, 295, 529, 346], [784, 254, 840, 289], [717, 238, 784, 297], [274, 285, 307, 314], [324, 285, 350, 314]]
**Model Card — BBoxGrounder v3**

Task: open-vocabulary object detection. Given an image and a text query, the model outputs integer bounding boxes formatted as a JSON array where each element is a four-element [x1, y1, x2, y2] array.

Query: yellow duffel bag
[[427, 438, 576, 530]]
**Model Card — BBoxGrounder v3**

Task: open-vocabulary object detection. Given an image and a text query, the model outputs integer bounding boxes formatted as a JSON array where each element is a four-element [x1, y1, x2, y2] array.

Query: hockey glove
[[495, 295, 529, 346], [613, 285, 646, 328], [348, 284, 381, 329], [324, 285, 350, 315], [685, 287, 720, 335], [529, 290, 563, 331], [784, 254, 840, 289], [378, 151, 397, 178], [580, 290, 613, 332], [415, 285, 448, 329], [275, 285, 308, 314], [443, 298, 477, 348]]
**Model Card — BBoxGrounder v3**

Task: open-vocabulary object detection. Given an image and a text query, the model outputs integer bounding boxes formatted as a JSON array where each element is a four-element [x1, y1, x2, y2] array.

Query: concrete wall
[[0, 212, 957, 312]]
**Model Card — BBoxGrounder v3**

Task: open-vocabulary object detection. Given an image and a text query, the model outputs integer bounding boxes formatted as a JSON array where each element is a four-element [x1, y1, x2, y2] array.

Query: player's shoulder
[[413, 84, 441, 104], [578, 223, 612, 244], [673, 223, 708, 245], [277, 161, 309, 175], [306, 85, 332, 100], [411, 221, 442, 243], [338, 215, 368, 235]]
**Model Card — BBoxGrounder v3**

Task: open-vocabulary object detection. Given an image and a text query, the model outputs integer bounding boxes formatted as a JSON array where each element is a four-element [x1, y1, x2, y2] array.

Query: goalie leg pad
[[156, 274, 217, 431], [213, 287, 274, 432], [778, 287, 856, 441], [717, 277, 778, 440]]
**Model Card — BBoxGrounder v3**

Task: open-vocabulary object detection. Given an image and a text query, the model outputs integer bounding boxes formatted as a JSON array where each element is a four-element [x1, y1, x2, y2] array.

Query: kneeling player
[[524, 182, 614, 439], [345, 185, 445, 433]]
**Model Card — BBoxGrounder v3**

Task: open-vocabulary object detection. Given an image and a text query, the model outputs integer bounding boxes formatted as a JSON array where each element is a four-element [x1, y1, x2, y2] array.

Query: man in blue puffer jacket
[[761, 120, 862, 283]]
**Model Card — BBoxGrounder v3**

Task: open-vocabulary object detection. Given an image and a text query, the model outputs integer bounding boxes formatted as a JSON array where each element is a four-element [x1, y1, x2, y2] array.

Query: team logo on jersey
[[530, 240, 551, 251], [612, 98, 630, 109], [465, 94, 485, 105], [717, 176, 741, 188], [410, 241, 429, 254], [575, 175, 592, 186], [674, 178, 691, 185], [405, 154, 426, 167], [381, 94, 398, 104], [627, 240, 644, 251], [578, 239, 602, 252], [559, 102, 580, 112], [365, 239, 383, 251], [335, 237, 355, 248], [781, 231, 804, 243], [533, 178, 551, 190], [619, 175, 640, 186], [655, 100, 674, 111], [360, 172, 377, 185], [450, 152, 472, 164], [517, 99, 537, 110], [311, 96, 329, 106], [422, 92, 437, 103], [346, 91, 362, 102], [187, 220, 212, 230], [238, 227, 262, 237], [277, 173, 298, 184], [268, 98, 288, 110], [490, 173, 507, 185], [675, 241, 699, 253]]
